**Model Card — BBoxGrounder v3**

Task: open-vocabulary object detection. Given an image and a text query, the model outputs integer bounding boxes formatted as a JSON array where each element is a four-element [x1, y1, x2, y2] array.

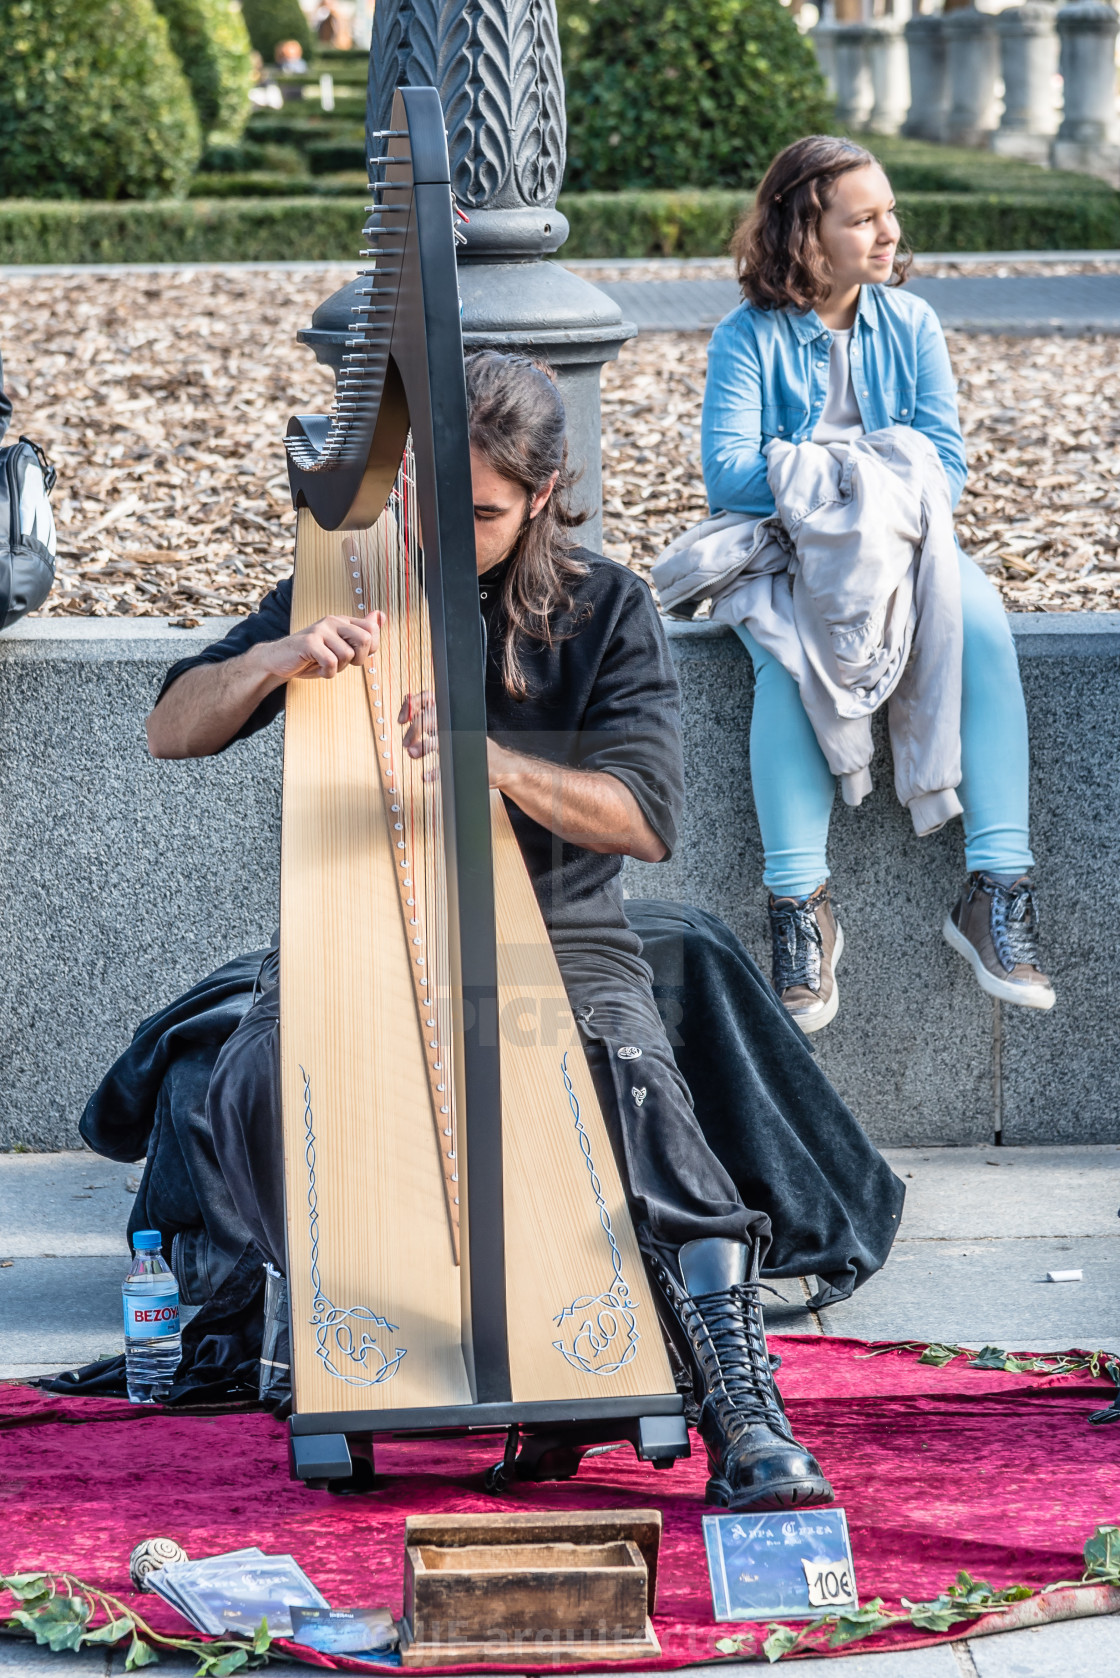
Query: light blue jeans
[[735, 551, 1034, 899]]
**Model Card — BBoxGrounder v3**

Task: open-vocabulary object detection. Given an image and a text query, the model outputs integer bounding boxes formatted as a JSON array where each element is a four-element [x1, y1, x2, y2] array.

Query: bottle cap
[[133, 1230, 162, 1251]]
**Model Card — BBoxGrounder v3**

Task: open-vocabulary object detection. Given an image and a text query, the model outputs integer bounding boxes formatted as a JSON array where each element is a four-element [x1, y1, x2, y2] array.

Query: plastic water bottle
[[123, 1230, 181, 1403]]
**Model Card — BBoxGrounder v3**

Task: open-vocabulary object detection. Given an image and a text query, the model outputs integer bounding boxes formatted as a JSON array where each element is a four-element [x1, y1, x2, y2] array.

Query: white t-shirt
[[811, 328, 864, 444]]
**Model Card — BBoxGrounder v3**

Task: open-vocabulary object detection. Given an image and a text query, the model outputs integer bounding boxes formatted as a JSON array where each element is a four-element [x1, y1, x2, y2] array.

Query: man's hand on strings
[[261, 611, 383, 683], [146, 611, 384, 760], [399, 689, 439, 762]]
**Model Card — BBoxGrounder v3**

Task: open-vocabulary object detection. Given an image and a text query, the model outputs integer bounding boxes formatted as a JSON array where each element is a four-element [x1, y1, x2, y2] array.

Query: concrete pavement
[[595, 273, 1120, 334], [1, 1145, 1117, 1673]]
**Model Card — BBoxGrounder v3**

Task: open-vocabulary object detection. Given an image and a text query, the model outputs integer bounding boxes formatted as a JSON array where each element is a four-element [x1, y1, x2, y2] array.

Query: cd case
[[290, 1607, 400, 1656], [147, 1548, 329, 1636], [703, 1510, 858, 1622]]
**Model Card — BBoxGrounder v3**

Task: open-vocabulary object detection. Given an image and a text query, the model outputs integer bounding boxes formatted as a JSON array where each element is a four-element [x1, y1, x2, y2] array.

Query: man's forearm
[[146, 648, 283, 759], [489, 743, 667, 864]]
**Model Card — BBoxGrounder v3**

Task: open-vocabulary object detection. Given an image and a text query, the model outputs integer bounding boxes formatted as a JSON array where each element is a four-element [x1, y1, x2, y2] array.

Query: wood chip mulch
[[1, 270, 1117, 621]]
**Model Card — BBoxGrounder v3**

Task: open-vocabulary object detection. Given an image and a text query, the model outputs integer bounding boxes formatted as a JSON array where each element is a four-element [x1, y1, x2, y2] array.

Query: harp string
[[344, 440, 460, 1256]]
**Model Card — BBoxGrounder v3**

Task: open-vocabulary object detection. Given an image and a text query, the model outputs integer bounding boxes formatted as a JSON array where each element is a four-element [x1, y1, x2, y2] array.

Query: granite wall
[[2, 612, 1117, 1151]]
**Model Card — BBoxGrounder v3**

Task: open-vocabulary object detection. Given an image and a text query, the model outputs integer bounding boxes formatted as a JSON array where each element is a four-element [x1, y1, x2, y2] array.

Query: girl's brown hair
[[732, 135, 911, 313], [464, 350, 588, 700]]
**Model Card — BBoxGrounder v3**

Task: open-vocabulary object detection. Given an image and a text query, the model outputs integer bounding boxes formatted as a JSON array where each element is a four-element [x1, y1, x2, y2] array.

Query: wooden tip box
[[400, 1510, 663, 1666]]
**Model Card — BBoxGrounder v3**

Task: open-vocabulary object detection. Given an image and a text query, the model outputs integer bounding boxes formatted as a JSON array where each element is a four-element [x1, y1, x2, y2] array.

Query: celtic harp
[[280, 86, 683, 1484]]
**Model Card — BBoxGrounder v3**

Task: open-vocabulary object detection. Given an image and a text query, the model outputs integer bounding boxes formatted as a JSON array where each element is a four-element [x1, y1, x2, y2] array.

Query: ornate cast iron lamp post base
[[298, 0, 635, 551]]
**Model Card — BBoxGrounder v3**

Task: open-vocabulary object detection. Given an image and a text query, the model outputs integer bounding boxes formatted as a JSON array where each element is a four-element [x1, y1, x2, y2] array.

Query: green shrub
[[306, 138, 368, 173], [894, 191, 1120, 254], [559, 0, 832, 191], [0, 196, 365, 262], [245, 113, 364, 149], [866, 135, 1116, 198], [556, 186, 1120, 257], [0, 0, 201, 200], [201, 137, 306, 173], [153, 0, 253, 139], [188, 170, 366, 196], [2, 182, 1117, 264], [241, 0, 312, 62]]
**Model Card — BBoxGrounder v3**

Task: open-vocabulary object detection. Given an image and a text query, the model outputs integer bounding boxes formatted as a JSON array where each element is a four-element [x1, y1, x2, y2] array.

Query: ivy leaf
[[1, 1573, 51, 1604], [82, 1616, 135, 1646], [902, 1596, 971, 1632], [1083, 1526, 1120, 1584], [969, 1345, 1013, 1371], [13, 1595, 91, 1651], [251, 1617, 272, 1655], [209, 1650, 249, 1677], [828, 1599, 896, 1647], [126, 1635, 160, 1669], [919, 1344, 961, 1367], [762, 1624, 801, 1662]]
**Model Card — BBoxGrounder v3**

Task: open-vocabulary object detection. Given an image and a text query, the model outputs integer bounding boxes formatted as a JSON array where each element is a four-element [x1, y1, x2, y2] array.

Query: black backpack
[[0, 436, 57, 630]]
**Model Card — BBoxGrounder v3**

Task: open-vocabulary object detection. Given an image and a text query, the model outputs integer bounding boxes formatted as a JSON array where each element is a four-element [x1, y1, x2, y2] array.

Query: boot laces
[[976, 874, 1041, 971], [692, 1281, 786, 1432], [769, 900, 822, 992]]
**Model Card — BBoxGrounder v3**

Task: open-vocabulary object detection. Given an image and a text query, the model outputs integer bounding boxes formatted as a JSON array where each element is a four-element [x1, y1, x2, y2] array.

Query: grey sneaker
[[768, 881, 843, 1033], [943, 873, 1055, 1010]]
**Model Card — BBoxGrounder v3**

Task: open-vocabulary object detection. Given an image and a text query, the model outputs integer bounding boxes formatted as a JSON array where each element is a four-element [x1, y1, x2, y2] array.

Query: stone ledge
[[0, 610, 1116, 1151]]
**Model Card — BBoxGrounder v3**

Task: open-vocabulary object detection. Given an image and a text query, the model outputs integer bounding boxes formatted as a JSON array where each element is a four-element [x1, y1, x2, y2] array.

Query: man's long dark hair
[[464, 351, 588, 699]]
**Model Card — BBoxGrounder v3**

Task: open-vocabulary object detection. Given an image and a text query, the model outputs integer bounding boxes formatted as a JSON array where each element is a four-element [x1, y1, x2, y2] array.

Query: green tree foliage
[[240, 0, 312, 63], [152, 0, 254, 139], [0, 0, 201, 200], [559, 0, 833, 191]]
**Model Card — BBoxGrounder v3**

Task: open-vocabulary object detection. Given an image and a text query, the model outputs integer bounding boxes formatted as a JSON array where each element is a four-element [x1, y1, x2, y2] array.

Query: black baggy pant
[[208, 938, 771, 1276]]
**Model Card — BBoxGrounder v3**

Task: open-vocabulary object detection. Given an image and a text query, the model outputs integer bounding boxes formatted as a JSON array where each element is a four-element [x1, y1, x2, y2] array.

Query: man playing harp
[[147, 351, 832, 1512]]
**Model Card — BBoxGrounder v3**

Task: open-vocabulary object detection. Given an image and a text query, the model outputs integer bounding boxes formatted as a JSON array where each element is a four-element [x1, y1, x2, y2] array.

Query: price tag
[[801, 1556, 857, 1611], [703, 1509, 858, 1621]]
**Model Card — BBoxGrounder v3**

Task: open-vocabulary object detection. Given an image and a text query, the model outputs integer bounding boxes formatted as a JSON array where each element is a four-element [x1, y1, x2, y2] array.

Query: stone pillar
[[903, 13, 949, 141], [1051, 0, 1120, 183], [299, 0, 635, 551], [833, 22, 876, 127], [992, 2, 1060, 160], [811, 4, 842, 95], [942, 6, 1001, 146], [866, 18, 912, 133]]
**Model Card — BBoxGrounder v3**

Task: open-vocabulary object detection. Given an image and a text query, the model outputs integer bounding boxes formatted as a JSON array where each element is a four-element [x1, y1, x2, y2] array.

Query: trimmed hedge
[[188, 171, 367, 198], [306, 139, 368, 174], [1, 187, 1118, 264], [153, 0, 253, 139], [560, 0, 831, 191], [0, 0, 201, 201], [557, 188, 1120, 258], [867, 135, 1117, 199], [0, 197, 365, 264]]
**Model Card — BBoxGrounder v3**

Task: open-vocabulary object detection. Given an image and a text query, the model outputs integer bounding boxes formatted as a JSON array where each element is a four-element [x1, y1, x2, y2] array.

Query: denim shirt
[[701, 283, 968, 517]]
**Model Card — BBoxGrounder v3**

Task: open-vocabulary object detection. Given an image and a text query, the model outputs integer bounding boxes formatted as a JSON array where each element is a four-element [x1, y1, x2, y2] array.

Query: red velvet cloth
[[2, 1337, 1117, 1668]]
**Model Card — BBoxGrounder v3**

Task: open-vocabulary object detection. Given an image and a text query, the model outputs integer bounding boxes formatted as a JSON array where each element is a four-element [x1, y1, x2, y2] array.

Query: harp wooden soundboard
[[279, 87, 683, 1483]]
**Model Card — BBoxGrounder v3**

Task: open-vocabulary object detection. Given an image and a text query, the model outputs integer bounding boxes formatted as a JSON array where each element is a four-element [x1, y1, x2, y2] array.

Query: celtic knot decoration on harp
[[301, 1067, 407, 1386], [551, 1053, 640, 1377]]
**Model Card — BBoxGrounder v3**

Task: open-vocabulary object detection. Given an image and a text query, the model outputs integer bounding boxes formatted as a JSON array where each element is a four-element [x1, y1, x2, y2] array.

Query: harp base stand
[[289, 1414, 690, 1495], [483, 1414, 691, 1494]]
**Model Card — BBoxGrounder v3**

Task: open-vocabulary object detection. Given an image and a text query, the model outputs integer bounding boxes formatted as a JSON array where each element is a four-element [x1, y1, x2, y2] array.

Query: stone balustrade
[[813, 0, 1120, 186]]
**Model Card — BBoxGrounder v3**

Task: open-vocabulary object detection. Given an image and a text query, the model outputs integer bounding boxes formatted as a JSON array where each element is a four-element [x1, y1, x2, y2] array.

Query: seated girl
[[695, 135, 1054, 1032]]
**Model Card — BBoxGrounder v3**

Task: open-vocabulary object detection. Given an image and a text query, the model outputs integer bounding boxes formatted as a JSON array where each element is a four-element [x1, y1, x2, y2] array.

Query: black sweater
[[159, 548, 685, 940]]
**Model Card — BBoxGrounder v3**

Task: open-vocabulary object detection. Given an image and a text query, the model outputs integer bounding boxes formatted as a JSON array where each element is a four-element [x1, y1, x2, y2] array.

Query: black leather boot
[[647, 1236, 833, 1511]]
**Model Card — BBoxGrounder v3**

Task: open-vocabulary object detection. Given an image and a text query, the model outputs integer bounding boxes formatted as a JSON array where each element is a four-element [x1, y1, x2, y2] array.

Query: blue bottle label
[[124, 1291, 180, 1340]]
